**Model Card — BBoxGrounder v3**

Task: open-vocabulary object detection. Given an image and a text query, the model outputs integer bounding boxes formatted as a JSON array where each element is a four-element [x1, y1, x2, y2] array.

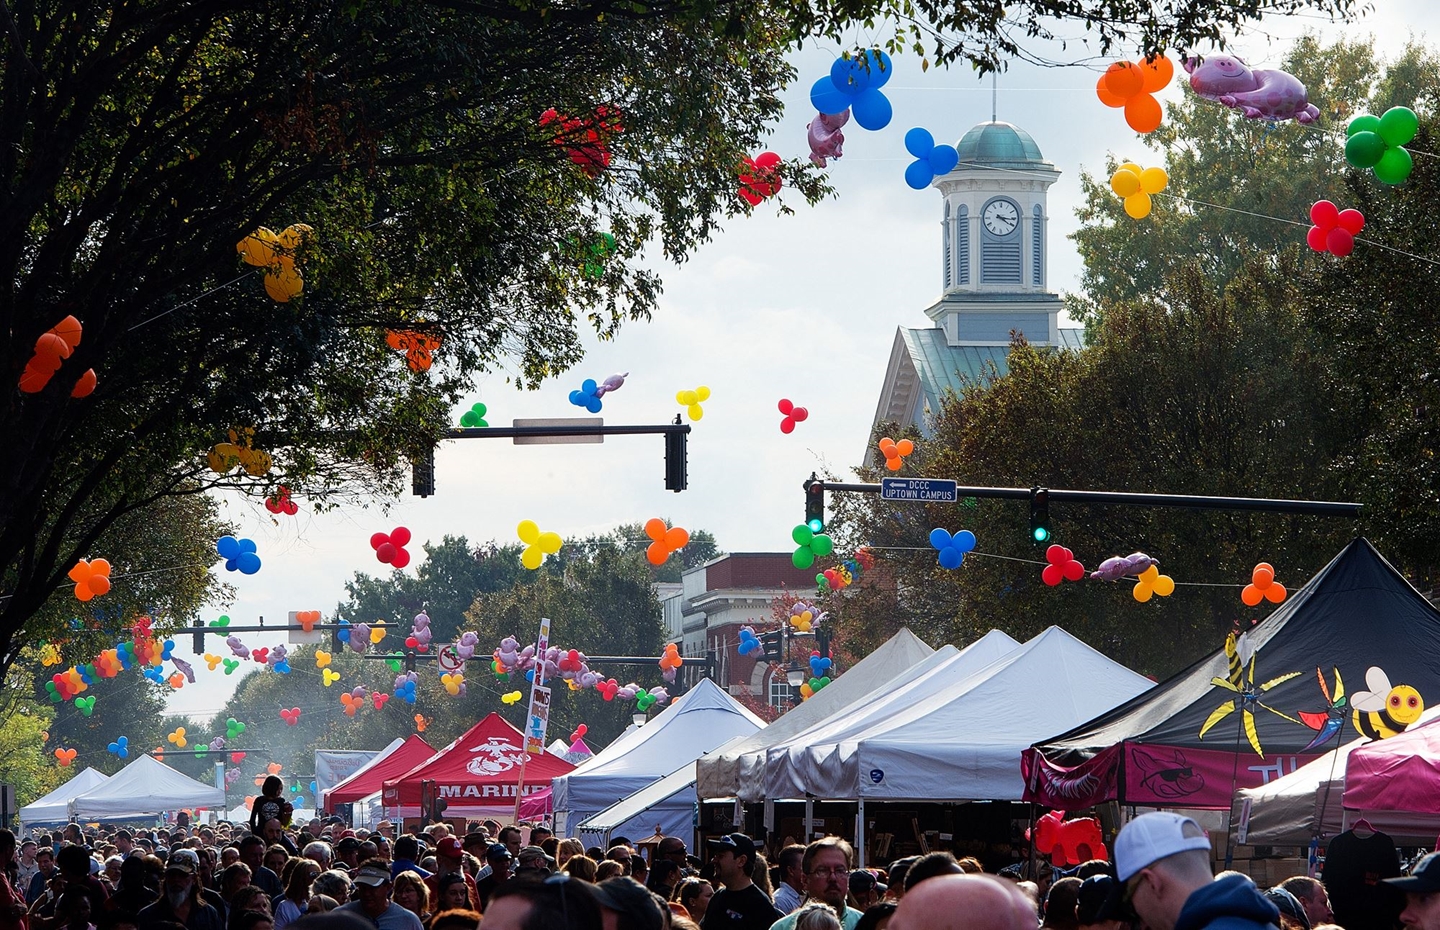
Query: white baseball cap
[[1114, 812, 1210, 881]]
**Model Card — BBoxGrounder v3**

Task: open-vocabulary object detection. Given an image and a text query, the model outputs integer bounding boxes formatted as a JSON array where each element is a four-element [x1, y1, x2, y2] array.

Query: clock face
[[983, 199, 1019, 236]]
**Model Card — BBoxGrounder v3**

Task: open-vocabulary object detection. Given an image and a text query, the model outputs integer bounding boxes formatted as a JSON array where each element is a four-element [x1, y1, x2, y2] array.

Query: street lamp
[[632, 712, 648, 727], [785, 666, 806, 688]]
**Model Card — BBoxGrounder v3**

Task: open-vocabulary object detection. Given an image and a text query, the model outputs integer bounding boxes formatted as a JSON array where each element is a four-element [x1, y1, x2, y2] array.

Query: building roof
[[897, 325, 1084, 424], [955, 121, 1054, 170]]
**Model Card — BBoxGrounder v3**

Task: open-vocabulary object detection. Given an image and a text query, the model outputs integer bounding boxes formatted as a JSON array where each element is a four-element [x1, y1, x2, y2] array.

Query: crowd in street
[[2, 793, 1437, 930]]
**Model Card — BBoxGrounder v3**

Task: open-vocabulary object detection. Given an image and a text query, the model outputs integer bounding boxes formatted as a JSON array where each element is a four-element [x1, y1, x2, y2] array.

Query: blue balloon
[[929, 144, 959, 175], [928, 528, 952, 549], [953, 530, 977, 553], [237, 551, 262, 575], [865, 50, 894, 88], [904, 128, 935, 159], [905, 160, 934, 190], [830, 56, 872, 94], [216, 535, 241, 560], [938, 548, 965, 570], [851, 90, 892, 131], [810, 77, 850, 116]]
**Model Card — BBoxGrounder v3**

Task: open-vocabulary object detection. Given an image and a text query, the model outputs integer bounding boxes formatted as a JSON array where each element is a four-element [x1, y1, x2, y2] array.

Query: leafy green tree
[[1070, 37, 1440, 317], [0, 0, 1368, 680]]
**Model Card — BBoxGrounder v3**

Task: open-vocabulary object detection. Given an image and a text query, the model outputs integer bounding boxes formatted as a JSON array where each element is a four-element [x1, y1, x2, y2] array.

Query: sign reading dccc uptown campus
[[879, 478, 959, 503]]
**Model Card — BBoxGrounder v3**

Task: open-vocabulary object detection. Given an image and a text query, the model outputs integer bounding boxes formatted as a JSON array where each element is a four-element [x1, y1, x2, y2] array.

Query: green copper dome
[[954, 121, 1053, 170]]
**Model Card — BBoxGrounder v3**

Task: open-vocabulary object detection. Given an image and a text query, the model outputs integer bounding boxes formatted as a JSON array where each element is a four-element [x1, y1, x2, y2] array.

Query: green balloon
[[812, 534, 835, 557], [1379, 106, 1419, 147], [815, 573, 826, 586], [791, 524, 813, 546], [1374, 145, 1414, 185], [1348, 114, 1382, 136], [1345, 131, 1386, 169], [792, 548, 815, 570]]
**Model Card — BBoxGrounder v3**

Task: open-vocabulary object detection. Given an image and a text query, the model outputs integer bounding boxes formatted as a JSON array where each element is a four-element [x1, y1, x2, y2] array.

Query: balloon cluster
[[441, 672, 466, 696], [207, 428, 272, 476], [386, 331, 443, 372], [1096, 57, 1172, 133], [644, 519, 689, 566], [394, 672, 418, 704], [737, 626, 761, 656], [788, 601, 825, 632], [1242, 563, 1287, 606], [902, 128, 959, 190], [371, 527, 412, 569], [341, 688, 367, 716], [1345, 107, 1419, 184], [816, 546, 874, 591], [168, 727, 187, 749], [491, 635, 671, 707], [1041, 545, 1086, 586], [517, 520, 563, 569], [791, 524, 834, 569], [580, 233, 618, 280], [676, 386, 710, 421], [1110, 163, 1169, 219], [659, 643, 683, 682], [1132, 565, 1175, 602], [54, 748, 77, 767], [738, 153, 783, 207], [877, 437, 914, 471], [279, 708, 301, 726], [540, 105, 623, 176], [19, 315, 95, 397], [778, 398, 808, 433], [502, 690, 523, 704], [635, 686, 669, 711], [569, 372, 627, 412], [108, 736, 129, 758], [406, 612, 433, 652], [225, 717, 247, 740], [810, 51, 893, 131], [1307, 201, 1365, 257], [801, 652, 833, 698], [70, 559, 112, 602], [265, 486, 299, 516], [929, 529, 976, 570], [1183, 55, 1318, 124], [460, 402, 489, 427], [237, 224, 312, 302], [217, 535, 262, 575]]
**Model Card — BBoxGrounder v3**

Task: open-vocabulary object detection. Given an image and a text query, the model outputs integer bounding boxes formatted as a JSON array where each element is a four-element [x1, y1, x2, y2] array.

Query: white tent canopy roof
[[696, 627, 937, 801], [762, 628, 1022, 800], [579, 764, 697, 836], [20, 768, 110, 825], [552, 678, 763, 842], [69, 754, 225, 820]]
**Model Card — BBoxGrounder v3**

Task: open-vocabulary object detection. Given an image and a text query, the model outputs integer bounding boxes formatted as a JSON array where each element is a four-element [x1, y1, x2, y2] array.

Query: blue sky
[[164, 1, 1438, 721]]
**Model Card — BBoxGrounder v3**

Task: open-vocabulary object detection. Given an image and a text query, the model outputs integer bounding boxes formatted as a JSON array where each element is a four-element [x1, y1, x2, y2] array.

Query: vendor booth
[[21, 767, 109, 827], [1025, 539, 1440, 809], [323, 734, 434, 812], [69, 754, 225, 820]]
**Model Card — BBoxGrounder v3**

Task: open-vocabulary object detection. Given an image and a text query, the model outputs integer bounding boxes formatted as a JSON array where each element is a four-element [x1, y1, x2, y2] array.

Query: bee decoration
[[1350, 666, 1424, 741]]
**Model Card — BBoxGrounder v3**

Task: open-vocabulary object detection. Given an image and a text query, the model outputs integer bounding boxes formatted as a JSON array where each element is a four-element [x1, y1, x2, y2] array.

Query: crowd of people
[[3, 792, 1435, 930]]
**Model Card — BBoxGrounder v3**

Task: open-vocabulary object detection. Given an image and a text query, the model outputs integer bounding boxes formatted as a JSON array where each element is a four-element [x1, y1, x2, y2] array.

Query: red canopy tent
[[382, 713, 576, 819], [323, 735, 436, 811]]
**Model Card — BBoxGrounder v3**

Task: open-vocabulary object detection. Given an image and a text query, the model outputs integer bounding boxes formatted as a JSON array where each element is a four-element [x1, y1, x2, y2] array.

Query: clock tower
[[871, 120, 1081, 440]]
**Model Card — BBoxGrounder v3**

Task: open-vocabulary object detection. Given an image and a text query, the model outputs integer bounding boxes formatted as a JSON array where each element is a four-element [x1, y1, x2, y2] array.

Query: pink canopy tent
[[1343, 716, 1440, 816], [518, 787, 552, 820]]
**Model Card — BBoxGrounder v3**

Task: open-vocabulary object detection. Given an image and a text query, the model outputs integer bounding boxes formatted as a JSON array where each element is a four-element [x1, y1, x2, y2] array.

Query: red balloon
[[1309, 200, 1340, 226], [390, 548, 411, 569], [370, 532, 389, 550], [1306, 225, 1328, 252], [376, 542, 397, 563], [1337, 208, 1365, 234], [1326, 228, 1355, 257], [391, 526, 412, 546], [790, 407, 808, 423], [780, 419, 795, 434]]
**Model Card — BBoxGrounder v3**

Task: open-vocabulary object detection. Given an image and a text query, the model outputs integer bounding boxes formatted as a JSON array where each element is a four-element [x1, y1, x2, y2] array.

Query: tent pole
[[856, 798, 866, 870], [1027, 802, 1037, 880], [804, 798, 814, 842]]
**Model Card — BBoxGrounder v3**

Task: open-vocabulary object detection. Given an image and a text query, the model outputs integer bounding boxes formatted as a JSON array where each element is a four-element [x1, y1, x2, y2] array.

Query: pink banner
[[1022, 745, 1123, 809], [1125, 744, 1322, 808]]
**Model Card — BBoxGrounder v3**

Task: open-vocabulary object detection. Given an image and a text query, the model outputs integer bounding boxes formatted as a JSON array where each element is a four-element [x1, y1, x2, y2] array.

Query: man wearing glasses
[[1115, 812, 1278, 930], [767, 838, 862, 930]]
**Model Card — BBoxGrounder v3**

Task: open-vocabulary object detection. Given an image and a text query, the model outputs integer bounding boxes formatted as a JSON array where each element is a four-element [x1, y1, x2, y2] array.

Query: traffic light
[[758, 630, 783, 662], [191, 619, 205, 654], [411, 447, 435, 497], [664, 419, 688, 492], [804, 478, 825, 533], [1029, 487, 1052, 544]]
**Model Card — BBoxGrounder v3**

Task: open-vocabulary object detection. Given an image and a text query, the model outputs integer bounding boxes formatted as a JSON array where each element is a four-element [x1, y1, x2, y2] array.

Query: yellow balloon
[[1110, 168, 1141, 197], [1124, 193, 1152, 219], [370, 626, 386, 644], [1154, 575, 1176, 596], [517, 520, 539, 545], [1133, 584, 1154, 603], [521, 547, 544, 570], [676, 390, 695, 405], [696, 386, 711, 401], [538, 531, 563, 554], [1118, 162, 1143, 176], [688, 404, 704, 421], [1139, 166, 1169, 194]]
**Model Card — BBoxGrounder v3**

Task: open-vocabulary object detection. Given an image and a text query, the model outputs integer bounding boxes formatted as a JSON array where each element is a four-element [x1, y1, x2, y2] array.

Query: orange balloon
[[1095, 72, 1126, 108], [1125, 94, 1163, 133], [886, 457, 902, 471], [1266, 583, 1287, 603], [1241, 585, 1263, 607], [896, 439, 914, 456], [646, 541, 668, 566], [89, 575, 111, 596], [71, 369, 97, 398], [1139, 55, 1174, 92], [1104, 62, 1144, 99], [1253, 564, 1274, 587], [35, 332, 70, 361]]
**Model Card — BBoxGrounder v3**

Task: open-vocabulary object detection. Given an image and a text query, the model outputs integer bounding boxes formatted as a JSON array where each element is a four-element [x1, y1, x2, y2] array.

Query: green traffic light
[[808, 518, 824, 533], [1032, 526, 1050, 543]]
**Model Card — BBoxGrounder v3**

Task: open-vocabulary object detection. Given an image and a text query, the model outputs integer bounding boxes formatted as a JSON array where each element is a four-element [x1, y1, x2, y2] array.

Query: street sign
[[880, 478, 959, 503], [511, 418, 604, 445]]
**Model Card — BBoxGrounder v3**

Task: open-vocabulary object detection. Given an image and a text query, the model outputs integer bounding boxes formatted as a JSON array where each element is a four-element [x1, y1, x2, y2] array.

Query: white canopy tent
[[696, 627, 939, 802], [762, 628, 1023, 800], [20, 768, 110, 826], [551, 678, 763, 845], [69, 754, 225, 820], [579, 764, 698, 840]]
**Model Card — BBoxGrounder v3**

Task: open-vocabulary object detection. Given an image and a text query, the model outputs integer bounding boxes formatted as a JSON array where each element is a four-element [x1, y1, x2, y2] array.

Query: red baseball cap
[[437, 837, 464, 858]]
